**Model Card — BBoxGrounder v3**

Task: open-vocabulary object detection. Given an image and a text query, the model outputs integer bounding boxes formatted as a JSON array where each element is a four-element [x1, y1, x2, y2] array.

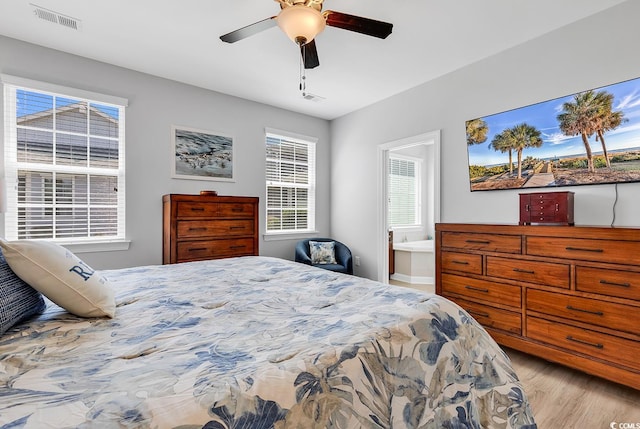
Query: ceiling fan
[[219, 0, 393, 69]]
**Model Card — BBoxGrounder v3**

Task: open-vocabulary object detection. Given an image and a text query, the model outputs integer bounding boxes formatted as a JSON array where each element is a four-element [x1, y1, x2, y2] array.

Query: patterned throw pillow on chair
[[309, 241, 337, 265]]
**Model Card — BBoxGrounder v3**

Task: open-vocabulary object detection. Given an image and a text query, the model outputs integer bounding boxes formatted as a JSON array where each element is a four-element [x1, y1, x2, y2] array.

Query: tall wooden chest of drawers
[[435, 223, 640, 390], [163, 194, 259, 264]]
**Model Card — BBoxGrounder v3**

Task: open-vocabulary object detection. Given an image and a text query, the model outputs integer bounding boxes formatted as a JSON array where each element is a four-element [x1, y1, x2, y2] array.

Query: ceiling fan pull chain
[[299, 42, 307, 94]]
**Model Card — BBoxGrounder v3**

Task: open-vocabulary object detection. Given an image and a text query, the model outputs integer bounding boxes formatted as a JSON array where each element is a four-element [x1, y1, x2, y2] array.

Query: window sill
[[390, 226, 424, 233], [59, 239, 131, 253], [263, 231, 319, 242]]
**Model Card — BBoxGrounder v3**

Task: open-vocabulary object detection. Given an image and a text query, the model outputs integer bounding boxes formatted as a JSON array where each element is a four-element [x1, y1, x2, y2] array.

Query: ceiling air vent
[[31, 4, 81, 31], [302, 92, 325, 102]]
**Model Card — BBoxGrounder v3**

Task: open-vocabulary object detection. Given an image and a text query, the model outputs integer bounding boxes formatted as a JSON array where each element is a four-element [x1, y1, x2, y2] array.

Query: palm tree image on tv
[[466, 77, 640, 191]]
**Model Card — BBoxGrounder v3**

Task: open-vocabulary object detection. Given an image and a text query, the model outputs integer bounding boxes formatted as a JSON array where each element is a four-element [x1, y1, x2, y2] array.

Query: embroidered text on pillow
[[70, 260, 95, 281]]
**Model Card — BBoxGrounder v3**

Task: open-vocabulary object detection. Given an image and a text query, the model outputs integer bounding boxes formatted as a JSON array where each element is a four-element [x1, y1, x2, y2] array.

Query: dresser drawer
[[527, 316, 640, 371], [525, 191, 571, 201], [527, 289, 640, 336], [526, 214, 567, 223], [450, 297, 521, 335], [576, 266, 640, 302], [528, 210, 567, 223], [176, 202, 219, 217], [487, 256, 569, 289], [177, 219, 254, 238], [527, 201, 565, 219], [441, 251, 482, 275], [177, 238, 255, 261], [218, 202, 256, 217], [441, 273, 521, 308], [441, 232, 521, 254], [526, 236, 640, 266]]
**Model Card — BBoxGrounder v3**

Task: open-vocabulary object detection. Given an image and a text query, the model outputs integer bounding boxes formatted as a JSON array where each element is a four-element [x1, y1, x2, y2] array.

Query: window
[[265, 129, 316, 234], [388, 155, 421, 227], [2, 75, 127, 247]]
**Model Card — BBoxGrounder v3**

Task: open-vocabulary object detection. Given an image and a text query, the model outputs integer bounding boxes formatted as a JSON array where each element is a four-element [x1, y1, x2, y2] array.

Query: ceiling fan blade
[[325, 11, 393, 39], [220, 16, 277, 43], [301, 39, 320, 69]]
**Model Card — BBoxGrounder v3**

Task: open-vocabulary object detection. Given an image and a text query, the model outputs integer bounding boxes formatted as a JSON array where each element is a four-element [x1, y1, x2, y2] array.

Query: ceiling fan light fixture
[[277, 4, 326, 45]]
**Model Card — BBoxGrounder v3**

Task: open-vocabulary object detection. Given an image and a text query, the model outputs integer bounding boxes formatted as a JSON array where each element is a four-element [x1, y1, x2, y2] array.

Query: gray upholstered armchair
[[295, 238, 353, 275]]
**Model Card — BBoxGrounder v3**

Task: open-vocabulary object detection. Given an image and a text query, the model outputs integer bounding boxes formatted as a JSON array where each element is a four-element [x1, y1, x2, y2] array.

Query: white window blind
[[388, 155, 421, 227], [2, 75, 127, 243], [265, 129, 316, 233]]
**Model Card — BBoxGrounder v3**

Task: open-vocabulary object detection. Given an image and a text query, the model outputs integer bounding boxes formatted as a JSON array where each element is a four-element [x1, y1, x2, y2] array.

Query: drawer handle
[[188, 227, 207, 232], [188, 247, 207, 252], [566, 305, 603, 316], [566, 335, 604, 349], [513, 268, 534, 274], [465, 239, 490, 244], [599, 279, 631, 288], [452, 260, 470, 265], [230, 245, 247, 250], [565, 246, 604, 253], [465, 285, 489, 293], [468, 310, 490, 318], [190, 207, 205, 212], [229, 226, 245, 230], [232, 207, 244, 212]]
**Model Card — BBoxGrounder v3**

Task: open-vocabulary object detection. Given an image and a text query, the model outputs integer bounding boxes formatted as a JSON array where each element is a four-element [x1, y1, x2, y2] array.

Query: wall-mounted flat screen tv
[[466, 76, 640, 191]]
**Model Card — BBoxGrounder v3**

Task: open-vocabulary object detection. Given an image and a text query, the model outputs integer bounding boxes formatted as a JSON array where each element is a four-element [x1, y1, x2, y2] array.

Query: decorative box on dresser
[[519, 191, 574, 225], [435, 223, 640, 390], [163, 194, 259, 264]]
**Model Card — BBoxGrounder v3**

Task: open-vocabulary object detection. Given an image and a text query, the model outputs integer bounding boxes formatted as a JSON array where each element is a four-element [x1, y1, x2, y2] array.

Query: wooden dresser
[[435, 223, 640, 389], [163, 194, 259, 264]]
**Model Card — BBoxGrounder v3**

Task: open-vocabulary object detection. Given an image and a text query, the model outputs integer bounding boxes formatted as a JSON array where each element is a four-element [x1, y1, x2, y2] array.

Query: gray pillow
[[309, 241, 337, 264], [0, 249, 46, 336]]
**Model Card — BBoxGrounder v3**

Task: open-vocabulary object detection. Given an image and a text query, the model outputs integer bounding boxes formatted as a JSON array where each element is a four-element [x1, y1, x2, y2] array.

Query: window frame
[[264, 127, 317, 240], [388, 153, 422, 230], [2, 74, 129, 252]]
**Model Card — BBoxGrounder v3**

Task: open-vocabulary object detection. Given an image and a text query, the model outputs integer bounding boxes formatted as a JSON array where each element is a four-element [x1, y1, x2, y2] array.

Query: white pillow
[[0, 239, 115, 318]]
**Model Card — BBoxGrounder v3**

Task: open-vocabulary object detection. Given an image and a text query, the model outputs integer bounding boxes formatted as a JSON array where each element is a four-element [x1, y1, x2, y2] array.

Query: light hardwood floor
[[388, 279, 435, 294], [388, 280, 640, 428], [505, 347, 640, 428]]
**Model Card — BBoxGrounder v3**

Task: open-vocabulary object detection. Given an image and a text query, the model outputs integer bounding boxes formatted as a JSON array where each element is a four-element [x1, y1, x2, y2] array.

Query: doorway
[[376, 130, 441, 284]]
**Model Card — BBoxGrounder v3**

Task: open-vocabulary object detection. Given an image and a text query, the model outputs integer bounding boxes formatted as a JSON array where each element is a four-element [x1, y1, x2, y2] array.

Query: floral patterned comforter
[[0, 256, 536, 428]]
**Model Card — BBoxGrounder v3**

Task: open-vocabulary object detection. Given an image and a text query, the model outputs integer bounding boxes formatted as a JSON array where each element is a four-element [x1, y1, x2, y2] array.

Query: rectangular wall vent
[[31, 4, 81, 30], [303, 92, 325, 102]]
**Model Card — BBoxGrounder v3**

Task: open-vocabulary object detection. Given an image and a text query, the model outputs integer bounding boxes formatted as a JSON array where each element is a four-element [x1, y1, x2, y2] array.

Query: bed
[[0, 254, 537, 428]]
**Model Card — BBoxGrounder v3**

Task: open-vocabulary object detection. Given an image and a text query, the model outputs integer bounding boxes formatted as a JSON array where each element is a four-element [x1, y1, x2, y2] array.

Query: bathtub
[[393, 239, 435, 252], [391, 240, 435, 285]]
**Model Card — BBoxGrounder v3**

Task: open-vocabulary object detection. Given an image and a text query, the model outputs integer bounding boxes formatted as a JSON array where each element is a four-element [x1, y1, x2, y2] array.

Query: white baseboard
[[390, 273, 434, 285]]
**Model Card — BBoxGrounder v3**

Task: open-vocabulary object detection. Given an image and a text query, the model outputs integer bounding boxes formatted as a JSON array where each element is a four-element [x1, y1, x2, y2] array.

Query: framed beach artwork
[[171, 125, 235, 181], [465, 76, 640, 191]]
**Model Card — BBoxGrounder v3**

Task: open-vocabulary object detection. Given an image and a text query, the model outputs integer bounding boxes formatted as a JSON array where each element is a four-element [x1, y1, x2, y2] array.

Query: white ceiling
[[0, 0, 629, 120]]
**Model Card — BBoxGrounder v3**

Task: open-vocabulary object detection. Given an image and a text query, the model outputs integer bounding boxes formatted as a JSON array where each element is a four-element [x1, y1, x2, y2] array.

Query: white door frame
[[376, 130, 441, 283]]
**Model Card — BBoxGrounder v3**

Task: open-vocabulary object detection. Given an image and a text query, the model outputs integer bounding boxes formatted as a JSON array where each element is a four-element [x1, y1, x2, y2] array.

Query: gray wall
[[331, 1, 640, 280], [0, 36, 331, 269]]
